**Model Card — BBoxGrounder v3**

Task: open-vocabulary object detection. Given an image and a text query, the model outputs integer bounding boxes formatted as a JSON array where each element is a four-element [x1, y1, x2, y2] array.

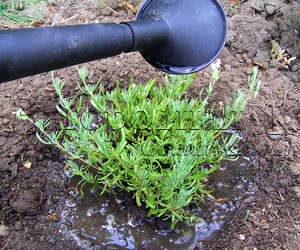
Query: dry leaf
[[230, 0, 239, 6], [119, 1, 137, 14], [23, 160, 32, 169], [207, 193, 230, 203], [253, 62, 267, 71], [218, 101, 224, 110], [49, 5, 57, 13], [270, 40, 297, 70], [29, 20, 43, 28], [46, 213, 59, 222]]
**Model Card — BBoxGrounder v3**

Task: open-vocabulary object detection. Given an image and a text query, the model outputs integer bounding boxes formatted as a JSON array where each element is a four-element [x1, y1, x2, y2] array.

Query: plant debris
[[118, 1, 137, 14], [270, 40, 297, 69]]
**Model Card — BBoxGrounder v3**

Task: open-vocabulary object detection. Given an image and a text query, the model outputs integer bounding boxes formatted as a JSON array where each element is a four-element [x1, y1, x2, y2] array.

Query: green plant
[[0, 0, 44, 24], [15, 66, 260, 229]]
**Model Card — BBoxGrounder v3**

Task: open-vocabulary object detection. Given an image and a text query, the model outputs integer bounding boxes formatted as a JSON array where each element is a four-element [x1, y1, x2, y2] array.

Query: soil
[[1, 0, 300, 249]]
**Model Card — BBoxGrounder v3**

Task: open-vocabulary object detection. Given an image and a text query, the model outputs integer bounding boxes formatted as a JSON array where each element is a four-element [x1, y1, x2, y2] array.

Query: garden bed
[[0, 0, 299, 249]]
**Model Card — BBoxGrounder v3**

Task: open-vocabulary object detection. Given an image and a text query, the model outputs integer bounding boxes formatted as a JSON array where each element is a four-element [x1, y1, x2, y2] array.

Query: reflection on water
[[60, 157, 257, 249]]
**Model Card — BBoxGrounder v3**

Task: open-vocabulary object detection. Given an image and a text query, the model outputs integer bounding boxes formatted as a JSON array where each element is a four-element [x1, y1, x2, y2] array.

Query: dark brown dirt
[[1, 0, 299, 249]]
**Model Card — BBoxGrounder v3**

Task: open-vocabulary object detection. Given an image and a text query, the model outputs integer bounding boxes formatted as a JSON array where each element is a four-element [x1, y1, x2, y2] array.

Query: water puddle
[[60, 156, 257, 249]]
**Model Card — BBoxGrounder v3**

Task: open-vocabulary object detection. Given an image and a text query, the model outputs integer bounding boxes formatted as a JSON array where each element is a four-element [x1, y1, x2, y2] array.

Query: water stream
[[60, 156, 257, 249]]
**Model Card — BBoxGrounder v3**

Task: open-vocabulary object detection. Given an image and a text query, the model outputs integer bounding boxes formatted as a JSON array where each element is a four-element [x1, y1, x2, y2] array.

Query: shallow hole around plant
[[59, 156, 257, 250]]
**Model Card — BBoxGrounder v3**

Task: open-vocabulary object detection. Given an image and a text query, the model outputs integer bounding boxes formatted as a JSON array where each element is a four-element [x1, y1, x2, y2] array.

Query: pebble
[[0, 225, 9, 237], [65, 199, 76, 208], [247, 49, 257, 58], [15, 221, 22, 231], [265, 4, 277, 15], [284, 115, 291, 125], [291, 64, 298, 72], [98, 65, 108, 72], [291, 74, 298, 83], [287, 92, 296, 100], [1, 118, 10, 124], [267, 127, 283, 140], [224, 64, 232, 71], [102, 0, 119, 10], [291, 186, 300, 198], [239, 234, 246, 241], [287, 135, 298, 144], [246, 67, 253, 75], [251, 0, 265, 12], [224, 55, 235, 65], [288, 163, 300, 176], [270, 59, 279, 68], [245, 58, 252, 65], [231, 60, 240, 68]]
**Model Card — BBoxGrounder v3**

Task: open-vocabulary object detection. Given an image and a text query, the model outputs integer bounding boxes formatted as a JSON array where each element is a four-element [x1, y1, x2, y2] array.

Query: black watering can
[[0, 0, 227, 83]]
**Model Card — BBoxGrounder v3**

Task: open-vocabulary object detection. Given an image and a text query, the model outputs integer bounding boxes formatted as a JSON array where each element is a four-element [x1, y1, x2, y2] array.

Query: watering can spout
[[0, 20, 168, 82], [0, 20, 168, 83], [0, 0, 227, 83]]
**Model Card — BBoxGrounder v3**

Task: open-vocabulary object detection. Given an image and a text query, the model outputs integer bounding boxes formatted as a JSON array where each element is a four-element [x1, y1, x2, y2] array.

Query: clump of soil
[[1, 0, 299, 249]]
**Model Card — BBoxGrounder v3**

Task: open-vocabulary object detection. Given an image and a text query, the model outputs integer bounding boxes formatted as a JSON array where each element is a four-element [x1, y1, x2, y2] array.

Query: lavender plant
[[15, 66, 260, 229]]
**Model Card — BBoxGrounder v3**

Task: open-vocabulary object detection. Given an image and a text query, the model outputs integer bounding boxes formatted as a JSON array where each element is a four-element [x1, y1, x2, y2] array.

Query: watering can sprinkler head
[[136, 0, 227, 74], [0, 0, 227, 83]]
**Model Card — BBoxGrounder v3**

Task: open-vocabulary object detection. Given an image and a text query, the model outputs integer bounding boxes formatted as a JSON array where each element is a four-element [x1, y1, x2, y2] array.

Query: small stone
[[0, 225, 9, 237], [270, 59, 279, 68], [1, 119, 10, 124], [224, 64, 231, 71], [268, 128, 283, 140], [245, 58, 252, 65], [291, 186, 300, 198], [288, 163, 300, 176], [251, 0, 265, 12], [14, 221, 22, 231], [98, 64, 108, 72], [239, 234, 246, 241], [101, 0, 119, 10], [231, 60, 240, 68], [279, 179, 289, 187], [224, 55, 234, 65], [287, 135, 298, 144], [287, 91, 296, 100], [291, 64, 298, 72], [284, 116, 291, 125], [65, 199, 76, 208], [264, 186, 275, 193], [247, 49, 257, 58], [246, 68, 253, 75], [265, 4, 277, 15], [291, 74, 298, 83]]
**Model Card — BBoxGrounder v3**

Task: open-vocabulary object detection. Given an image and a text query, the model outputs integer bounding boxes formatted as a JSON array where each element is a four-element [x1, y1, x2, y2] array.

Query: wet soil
[[1, 0, 300, 249]]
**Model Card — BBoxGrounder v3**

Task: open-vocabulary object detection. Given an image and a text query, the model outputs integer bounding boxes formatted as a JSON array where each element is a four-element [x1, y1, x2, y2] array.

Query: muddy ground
[[0, 0, 300, 249]]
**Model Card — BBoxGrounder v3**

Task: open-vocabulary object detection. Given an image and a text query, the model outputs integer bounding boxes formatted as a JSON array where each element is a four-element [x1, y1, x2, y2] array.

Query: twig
[[1, 238, 10, 250], [51, 14, 78, 26], [283, 83, 294, 107], [99, 0, 118, 15]]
